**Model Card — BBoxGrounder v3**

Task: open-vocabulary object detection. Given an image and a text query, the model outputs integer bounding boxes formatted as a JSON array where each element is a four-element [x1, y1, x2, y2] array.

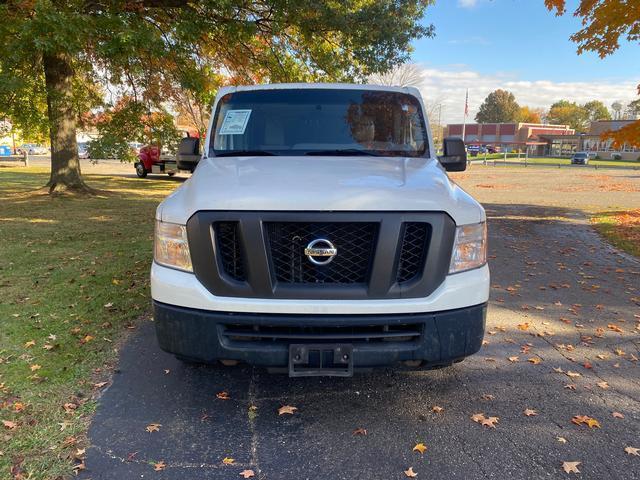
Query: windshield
[[574, 153, 587, 158], [211, 88, 429, 157]]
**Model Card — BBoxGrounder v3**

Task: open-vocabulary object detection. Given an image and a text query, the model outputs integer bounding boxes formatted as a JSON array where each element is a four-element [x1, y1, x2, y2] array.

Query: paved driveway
[[80, 168, 640, 479]]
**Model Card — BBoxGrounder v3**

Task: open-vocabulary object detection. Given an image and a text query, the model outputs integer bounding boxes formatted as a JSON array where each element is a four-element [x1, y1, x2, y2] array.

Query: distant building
[[443, 122, 574, 155], [539, 120, 639, 160], [444, 120, 640, 160]]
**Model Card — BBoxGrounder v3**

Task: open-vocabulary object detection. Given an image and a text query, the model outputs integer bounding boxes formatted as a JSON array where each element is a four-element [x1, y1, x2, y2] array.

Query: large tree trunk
[[43, 51, 93, 194]]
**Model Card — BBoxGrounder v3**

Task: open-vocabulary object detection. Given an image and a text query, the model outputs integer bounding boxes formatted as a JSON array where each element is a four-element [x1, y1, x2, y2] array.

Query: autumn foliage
[[545, 0, 640, 147]]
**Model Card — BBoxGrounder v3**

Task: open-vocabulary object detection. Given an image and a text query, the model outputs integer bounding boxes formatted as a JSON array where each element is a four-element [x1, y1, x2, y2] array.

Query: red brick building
[[443, 122, 574, 154]]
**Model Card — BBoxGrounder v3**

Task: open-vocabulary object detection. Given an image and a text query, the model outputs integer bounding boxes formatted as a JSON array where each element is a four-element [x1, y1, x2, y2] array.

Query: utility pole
[[437, 103, 442, 151], [462, 89, 468, 142]]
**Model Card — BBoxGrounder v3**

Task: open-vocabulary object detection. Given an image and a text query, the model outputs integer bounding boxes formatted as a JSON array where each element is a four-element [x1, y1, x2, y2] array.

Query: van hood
[[158, 156, 484, 225]]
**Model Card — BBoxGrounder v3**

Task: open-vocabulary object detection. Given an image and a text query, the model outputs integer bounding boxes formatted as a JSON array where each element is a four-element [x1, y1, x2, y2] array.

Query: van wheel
[[135, 163, 147, 178]]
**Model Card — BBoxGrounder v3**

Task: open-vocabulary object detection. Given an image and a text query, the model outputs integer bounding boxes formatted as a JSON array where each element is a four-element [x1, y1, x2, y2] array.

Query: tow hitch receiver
[[288, 344, 353, 377]]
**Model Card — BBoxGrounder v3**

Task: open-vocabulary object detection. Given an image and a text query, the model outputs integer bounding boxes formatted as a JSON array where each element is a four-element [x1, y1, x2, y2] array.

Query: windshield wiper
[[304, 149, 380, 156], [214, 150, 276, 157]]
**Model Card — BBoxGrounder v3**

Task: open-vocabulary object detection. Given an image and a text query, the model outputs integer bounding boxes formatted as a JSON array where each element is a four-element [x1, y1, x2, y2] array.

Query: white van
[[151, 84, 489, 376]]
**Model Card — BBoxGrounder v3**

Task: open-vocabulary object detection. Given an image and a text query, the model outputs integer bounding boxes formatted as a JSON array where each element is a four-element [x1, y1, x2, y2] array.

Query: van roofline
[[216, 83, 420, 96]]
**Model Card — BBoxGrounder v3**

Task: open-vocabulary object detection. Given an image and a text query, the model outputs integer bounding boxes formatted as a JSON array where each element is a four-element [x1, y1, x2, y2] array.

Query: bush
[[611, 153, 622, 160], [594, 155, 601, 160]]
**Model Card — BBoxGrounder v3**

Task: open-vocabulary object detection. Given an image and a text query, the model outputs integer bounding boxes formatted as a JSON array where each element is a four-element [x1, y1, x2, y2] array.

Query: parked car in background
[[17, 143, 48, 155], [485, 145, 499, 154], [571, 152, 589, 165]]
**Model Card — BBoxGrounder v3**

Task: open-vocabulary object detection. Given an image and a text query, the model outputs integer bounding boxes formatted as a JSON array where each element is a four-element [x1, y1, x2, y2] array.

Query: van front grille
[[186, 211, 455, 300], [265, 222, 378, 284]]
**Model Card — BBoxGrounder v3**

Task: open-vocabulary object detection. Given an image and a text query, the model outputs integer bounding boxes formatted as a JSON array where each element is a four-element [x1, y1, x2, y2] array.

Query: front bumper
[[153, 301, 487, 368]]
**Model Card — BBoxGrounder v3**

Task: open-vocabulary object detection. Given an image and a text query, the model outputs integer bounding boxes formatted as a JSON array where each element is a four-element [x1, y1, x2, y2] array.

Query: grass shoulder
[[0, 167, 178, 478], [591, 209, 640, 257]]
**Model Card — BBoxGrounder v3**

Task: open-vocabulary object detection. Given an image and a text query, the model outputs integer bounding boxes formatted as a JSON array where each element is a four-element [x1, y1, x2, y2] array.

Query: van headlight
[[154, 220, 193, 272], [449, 221, 487, 274]]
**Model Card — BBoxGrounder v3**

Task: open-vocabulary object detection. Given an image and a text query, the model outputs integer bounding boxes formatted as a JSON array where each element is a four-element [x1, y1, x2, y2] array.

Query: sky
[[410, 0, 640, 124]]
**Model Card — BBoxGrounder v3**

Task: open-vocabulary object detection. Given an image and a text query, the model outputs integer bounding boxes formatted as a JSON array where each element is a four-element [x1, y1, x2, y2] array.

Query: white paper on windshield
[[219, 109, 252, 135]]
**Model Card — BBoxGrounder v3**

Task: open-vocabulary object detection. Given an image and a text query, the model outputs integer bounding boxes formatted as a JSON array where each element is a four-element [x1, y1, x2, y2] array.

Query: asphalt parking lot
[[79, 166, 640, 479]]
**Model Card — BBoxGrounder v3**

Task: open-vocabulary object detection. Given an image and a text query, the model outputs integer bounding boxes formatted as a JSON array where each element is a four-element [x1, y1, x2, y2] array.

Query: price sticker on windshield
[[219, 109, 252, 135]]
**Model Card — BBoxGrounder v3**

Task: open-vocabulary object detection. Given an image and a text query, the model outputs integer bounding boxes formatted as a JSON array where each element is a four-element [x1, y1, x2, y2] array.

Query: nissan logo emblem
[[304, 238, 337, 265]]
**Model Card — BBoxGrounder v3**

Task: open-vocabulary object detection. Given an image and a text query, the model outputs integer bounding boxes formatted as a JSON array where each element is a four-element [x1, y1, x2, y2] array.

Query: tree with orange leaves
[[545, 0, 640, 147]]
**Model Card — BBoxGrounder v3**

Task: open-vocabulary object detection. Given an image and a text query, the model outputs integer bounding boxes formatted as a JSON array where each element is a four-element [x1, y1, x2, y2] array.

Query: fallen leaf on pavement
[[222, 457, 235, 465], [481, 416, 499, 428], [216, 391, 230, 400], [625, 446, 640, 456], [73, 460, 86, 473], [413, 443, 427, 454], [607, 324, 623, 333], [404, 467, 418, 478], [471, 413, 485, 423], [557, 437, 567, 444], [432, 406, 444, 413], [517, 323, 530, 331], [146, 423, 161, 433], [93, 382, 108, 389], [586, 418, 600, 428], [571, 415, 600, 428], [481, 394, 495, 401], [528, 357, 542, 365], [596, 381, 609, 389], [508, 356, 519, 362], [278, 405, 297, 415], [153, 461, 166, 471], [353, 428, 367, 436], [612, 412, 624, 419], [524, 409, 538, 417], [562, 461, 581, 474], [566, 371, 581, 378], [239, 470, 255, 478]]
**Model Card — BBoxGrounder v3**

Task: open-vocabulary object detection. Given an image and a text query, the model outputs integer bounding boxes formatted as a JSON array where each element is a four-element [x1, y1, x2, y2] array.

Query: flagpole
[[462, 89, 468, 142]]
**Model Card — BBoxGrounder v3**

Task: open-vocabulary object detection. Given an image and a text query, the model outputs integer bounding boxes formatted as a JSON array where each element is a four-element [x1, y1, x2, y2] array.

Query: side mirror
[[438, 137, 467, 172]]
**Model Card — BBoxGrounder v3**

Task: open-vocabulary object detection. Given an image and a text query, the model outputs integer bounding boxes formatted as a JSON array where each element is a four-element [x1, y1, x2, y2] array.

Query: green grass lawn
[[470, 153, 639, 168], [0, 167, 178, 479], [592, 210, 640, 258]]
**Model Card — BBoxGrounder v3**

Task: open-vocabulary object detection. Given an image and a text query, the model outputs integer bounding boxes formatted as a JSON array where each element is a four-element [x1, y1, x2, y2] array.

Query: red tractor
[[134, 135, 201, 178]]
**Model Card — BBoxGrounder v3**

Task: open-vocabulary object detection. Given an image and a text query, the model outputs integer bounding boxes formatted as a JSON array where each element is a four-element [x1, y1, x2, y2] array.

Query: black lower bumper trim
[[153, 301, 487, 368]]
